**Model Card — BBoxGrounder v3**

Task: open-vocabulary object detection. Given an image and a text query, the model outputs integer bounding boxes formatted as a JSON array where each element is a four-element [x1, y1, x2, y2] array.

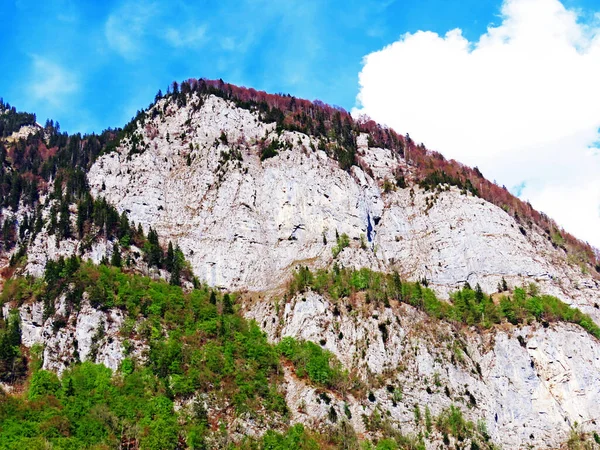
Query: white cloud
[[30, 56, 79, 108], [165, 25, 208, 48], [105, 1, 208, 55], [354, 0, 600, 248], [104, 1, 157, 58]]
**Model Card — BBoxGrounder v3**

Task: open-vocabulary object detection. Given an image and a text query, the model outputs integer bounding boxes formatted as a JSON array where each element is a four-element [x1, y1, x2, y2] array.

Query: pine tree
[[223, 294, 234, 314], [76, 200, 87, 238], [58, 199, 71, 239], [146, 227, 162, 268], [166, 241, 174, 272], [209, 291, 217, 305], [111, 242, 122, 267], [65, 377, 75, 397], [2, 218, 13, 249], [169, 245, 183, 286], [65, 254, 80, 277], [475, 283, 484, 303], [118, 211, 130, 239]]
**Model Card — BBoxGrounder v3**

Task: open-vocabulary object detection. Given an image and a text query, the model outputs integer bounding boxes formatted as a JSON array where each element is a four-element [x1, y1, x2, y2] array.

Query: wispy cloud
[[104, 1, 157, 58], [30, 55, 79, 109], [165, 25, 208, 48], [354, 0, 600, 247]]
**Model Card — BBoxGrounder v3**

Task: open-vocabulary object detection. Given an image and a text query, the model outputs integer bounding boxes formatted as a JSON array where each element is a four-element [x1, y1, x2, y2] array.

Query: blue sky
[[0, 0, 506, 134]]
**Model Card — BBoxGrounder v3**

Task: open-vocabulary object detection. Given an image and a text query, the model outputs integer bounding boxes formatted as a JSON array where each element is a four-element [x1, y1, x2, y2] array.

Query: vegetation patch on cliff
[[288, 266, 600, 340]]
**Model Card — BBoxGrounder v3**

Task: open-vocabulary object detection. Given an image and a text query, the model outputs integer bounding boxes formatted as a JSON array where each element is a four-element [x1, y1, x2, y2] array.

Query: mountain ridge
[[1, 79, 600, 449]]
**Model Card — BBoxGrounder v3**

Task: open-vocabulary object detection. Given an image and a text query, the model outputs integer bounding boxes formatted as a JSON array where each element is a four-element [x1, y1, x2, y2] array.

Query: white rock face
[[88, 93, 600, 321], [89, 94, 384, 291], [246, 291, 600, 449], [15, 296, 130, 375], [25, 232, 110, 279], [6, 91, 599, 448], [5, 124, 42, 143]]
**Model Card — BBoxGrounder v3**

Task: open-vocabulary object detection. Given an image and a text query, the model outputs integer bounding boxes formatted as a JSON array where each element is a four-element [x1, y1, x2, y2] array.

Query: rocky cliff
[[88, 92, 600, 320], [1, 83, 599, 449]]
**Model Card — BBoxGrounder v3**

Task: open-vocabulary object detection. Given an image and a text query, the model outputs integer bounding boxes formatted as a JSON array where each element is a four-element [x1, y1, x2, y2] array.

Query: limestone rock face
[[15, 296, 132, 375], [88, 93, 600, 322], [246, 291, 600, 449], [89, 95, 384, 291], [5, 91, 599, 449]]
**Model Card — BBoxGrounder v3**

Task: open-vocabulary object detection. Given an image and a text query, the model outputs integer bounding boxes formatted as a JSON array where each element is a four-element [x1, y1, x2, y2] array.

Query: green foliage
[[110, 241, 122, 267], [28, 369, 61, 399], [0, 263, 515, 449], [258, 424, 320, 450], [278, 337, 346, 389], [0, 310, 27, 382], [0, 100, 36, 137], [2, 263, 292, 445], [288, 266, 600, 340], [0, 264, 300, 447], [435, 405, 474, 443], [332, 232, 350, 258], [383, 178, 396, 193], [145, 227, 163, 268], [260, 139, 281, 161], [0, 362, 182, 449], [419, 170, 479, 196], [551, 230, 565, 247]]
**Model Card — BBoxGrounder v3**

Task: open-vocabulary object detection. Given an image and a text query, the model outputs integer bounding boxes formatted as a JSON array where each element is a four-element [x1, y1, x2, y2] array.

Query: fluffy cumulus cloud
[[354, 0, 600, 248]]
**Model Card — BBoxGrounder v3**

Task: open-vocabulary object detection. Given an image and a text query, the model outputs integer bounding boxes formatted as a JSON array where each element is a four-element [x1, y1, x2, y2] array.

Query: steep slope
[[1, 81, 600, 449], [246, 285, 600, 449], [88, 90, 600, 322]]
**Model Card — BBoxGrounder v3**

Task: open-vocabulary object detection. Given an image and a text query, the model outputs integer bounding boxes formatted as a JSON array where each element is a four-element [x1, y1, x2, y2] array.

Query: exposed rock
[[14, 295, 138, 375], [88, 93, 600, 326], [3, 90, 598, 449], [246, 290, 600, 448]]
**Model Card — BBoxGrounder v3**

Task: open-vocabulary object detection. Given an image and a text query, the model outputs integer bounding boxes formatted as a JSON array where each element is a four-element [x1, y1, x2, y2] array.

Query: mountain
[[0, 79, 599, 449]]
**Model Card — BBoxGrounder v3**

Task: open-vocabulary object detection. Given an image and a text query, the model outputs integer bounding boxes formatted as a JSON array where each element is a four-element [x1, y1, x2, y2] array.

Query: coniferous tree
[[475, 283, 484, 303], [2, 218, 14, 249], [111, 242, 122, 267], [146, 227, 162, 268], [118, 211, 130, 240], [58, 199, 71, 239], [76, 200, 86, 238], [165, 241, 175, 272], [169, 245, 184, 286], [223, 293, 234, 314], [65, 254, 80, 277]]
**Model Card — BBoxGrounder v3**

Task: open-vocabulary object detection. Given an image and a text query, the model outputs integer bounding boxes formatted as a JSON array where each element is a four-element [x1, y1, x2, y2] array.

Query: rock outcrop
[[246, 290, 600, 448], [2, 89, 599, 449], [88, 93, 600, 322], [5, 295, 142, 375]]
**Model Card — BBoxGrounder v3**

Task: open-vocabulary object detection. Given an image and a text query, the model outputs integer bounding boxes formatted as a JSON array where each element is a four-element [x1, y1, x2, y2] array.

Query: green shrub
[[332, 233, 350, 258], [278, 337, 346, 389], [28, 370, 61, 399], [287, 266, 600, 340]]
